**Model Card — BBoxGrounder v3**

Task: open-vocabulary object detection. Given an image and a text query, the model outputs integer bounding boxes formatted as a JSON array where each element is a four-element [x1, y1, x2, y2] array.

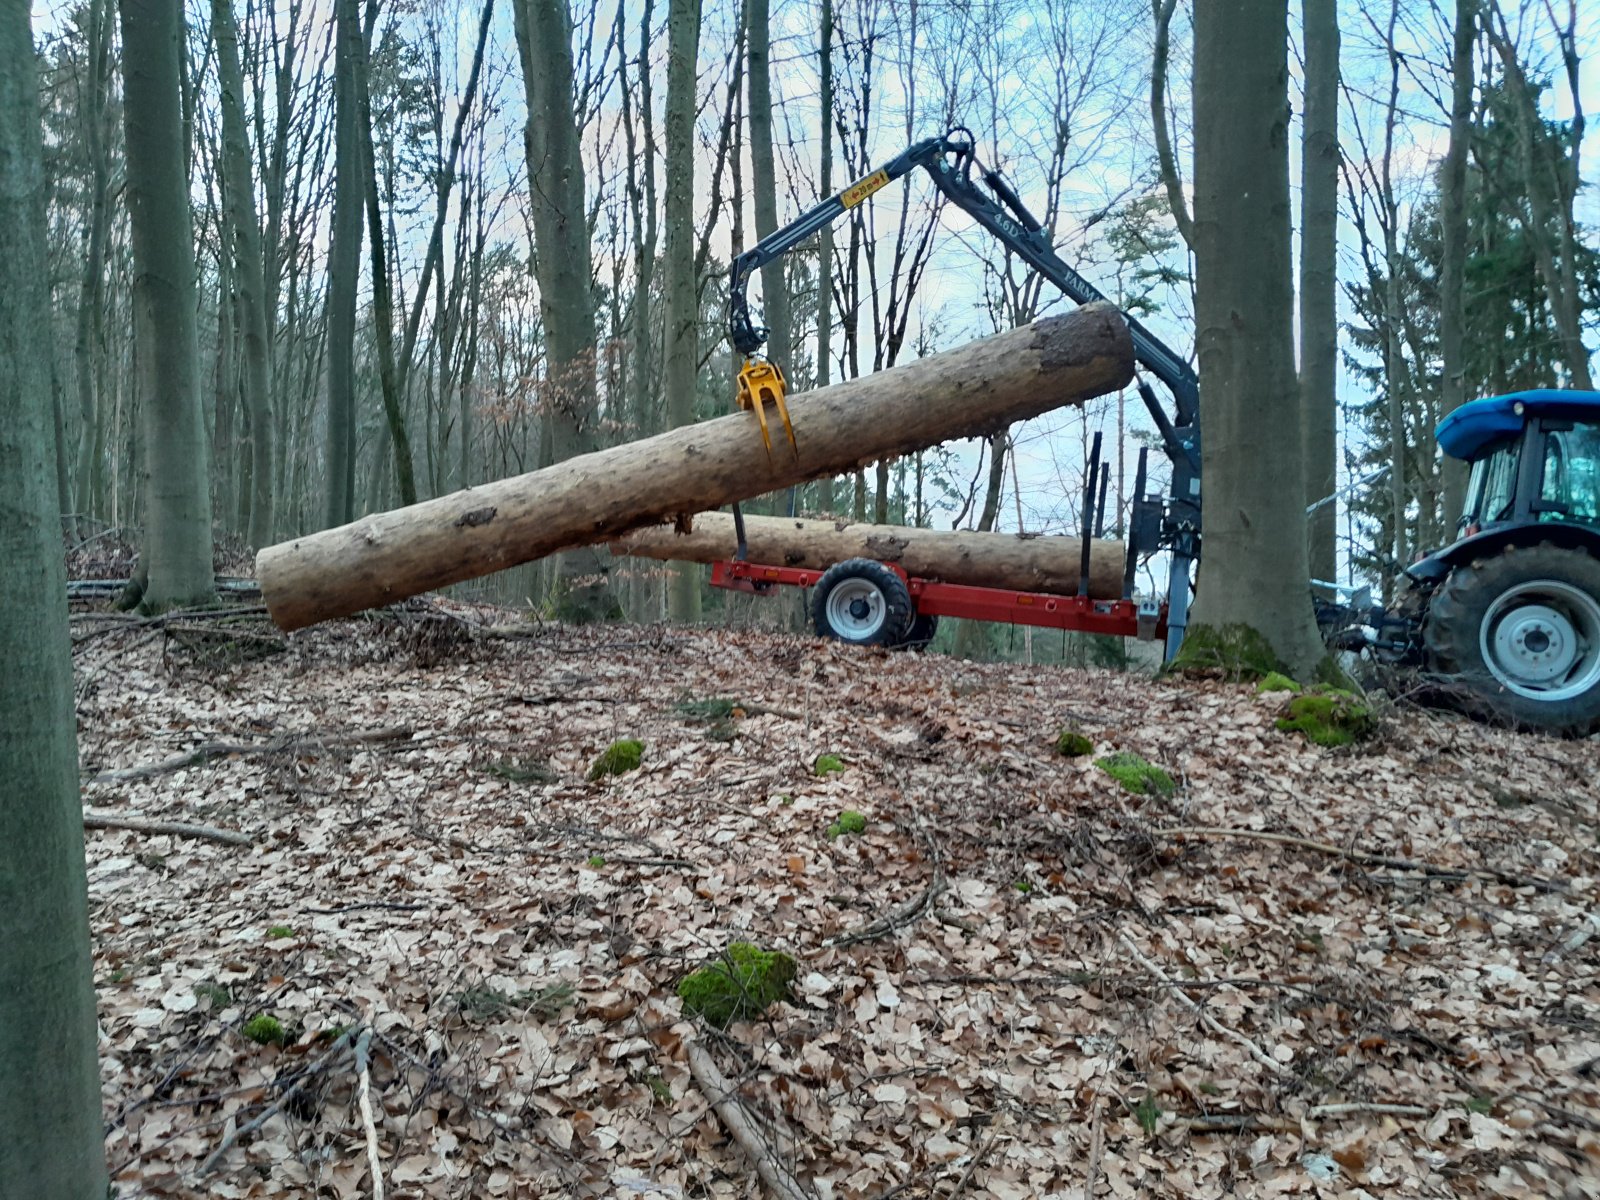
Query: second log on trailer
[[611, 512, 1128, 601], [256, 304, 1134, 631]]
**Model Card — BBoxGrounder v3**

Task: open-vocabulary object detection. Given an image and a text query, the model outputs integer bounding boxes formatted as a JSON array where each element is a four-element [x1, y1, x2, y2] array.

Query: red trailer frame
[[710, 559, 1167, 641]]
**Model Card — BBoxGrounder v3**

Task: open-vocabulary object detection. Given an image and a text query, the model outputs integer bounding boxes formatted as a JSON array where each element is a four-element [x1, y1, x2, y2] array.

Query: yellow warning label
[[841, 170, 890, 208]]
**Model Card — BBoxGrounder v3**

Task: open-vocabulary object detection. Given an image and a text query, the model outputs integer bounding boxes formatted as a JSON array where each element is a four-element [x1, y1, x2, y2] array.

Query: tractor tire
[[1423, 542, 1600, 735], [812, 558, 913, 647], [897, 613, 940, 652]]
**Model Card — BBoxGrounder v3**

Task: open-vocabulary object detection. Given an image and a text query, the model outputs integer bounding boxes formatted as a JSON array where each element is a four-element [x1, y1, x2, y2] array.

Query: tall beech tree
[[1300, 0, 1339, 584], [1188, 0, 1325, 676], [120, 0, 214, 608], [0, 0, 107, 1191]]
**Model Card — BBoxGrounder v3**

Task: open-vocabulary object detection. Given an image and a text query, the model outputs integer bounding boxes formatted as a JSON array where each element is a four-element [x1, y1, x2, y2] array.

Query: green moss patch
[[813, 753, 846, 777], [266, 925, 295, 940], [826, 810, 867, 839], [1275, 690, 1374, 748], [588, 738, 643, 781], [242, 1014, 287, 1046], [1055, 729, 1094, 757], [677, 942, 797, 1029], [1168, 623, 1286, 682], [1095, 752, 1176, 797], [1255, 672, 1300, 695]]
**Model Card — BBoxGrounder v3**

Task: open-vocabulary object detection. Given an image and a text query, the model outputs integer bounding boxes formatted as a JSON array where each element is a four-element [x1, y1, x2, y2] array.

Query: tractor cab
[[1437, 389, 1600, 539], [1398, 389, 1600, 733]]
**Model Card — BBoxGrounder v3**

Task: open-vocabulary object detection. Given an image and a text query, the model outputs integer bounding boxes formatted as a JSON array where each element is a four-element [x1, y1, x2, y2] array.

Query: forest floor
[[72, 598, 1600, 1200]]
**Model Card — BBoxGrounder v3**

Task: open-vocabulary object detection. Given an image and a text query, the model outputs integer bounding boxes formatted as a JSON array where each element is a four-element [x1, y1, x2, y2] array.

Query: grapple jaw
[[736, 358, 797, 460]]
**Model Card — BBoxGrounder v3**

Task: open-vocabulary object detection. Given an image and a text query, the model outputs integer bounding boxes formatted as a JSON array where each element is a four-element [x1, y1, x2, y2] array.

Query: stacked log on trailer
[[611, 512, 1128, 601], [256, 304, 1134, 631]]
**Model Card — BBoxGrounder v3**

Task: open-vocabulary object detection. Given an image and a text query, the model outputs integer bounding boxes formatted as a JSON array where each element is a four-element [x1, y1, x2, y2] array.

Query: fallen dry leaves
[[73, 602, 1600, 1199]]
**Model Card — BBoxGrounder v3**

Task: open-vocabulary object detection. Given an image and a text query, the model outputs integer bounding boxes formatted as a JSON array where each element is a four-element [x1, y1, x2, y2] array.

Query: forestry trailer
[[719, 128, 1600, 734]]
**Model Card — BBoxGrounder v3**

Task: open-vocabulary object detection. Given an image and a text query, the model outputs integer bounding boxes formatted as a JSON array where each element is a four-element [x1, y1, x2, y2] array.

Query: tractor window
[[1539, 421, 1600, 526], [1463, 440, 1521, 527]]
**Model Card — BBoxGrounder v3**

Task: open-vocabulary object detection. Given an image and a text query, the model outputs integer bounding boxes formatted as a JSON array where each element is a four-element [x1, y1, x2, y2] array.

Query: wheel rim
[[825, 578, 888, 640], [1478, 579, 1600, 702]]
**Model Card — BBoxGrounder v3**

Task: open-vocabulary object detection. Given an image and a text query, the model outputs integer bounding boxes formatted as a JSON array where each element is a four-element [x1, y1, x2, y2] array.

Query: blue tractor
[[1363, 390, 1600, 733]]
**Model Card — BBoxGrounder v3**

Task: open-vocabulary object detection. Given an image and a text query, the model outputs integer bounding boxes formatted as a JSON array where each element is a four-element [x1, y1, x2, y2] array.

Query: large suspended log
[[613, 512, 1127, 600], [257, 304, 1133, 630]]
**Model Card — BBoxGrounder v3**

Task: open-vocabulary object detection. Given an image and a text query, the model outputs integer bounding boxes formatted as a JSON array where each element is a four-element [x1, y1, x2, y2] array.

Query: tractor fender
[[1407, 521, 1600, 585]]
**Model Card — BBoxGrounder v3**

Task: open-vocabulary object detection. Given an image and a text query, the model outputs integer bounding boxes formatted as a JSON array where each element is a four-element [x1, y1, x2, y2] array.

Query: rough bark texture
[[1438, 0, 1475, 526], [1299, 0, 1338, 583], [121, 0, 214, 608], [258, 305, 1133, 630], [747, 0, 791, 382], [213, 0, 275, 547], [613, 512, 1127, 600], [1188, 0, 1325, 677], [512, 0, 616, 619], [662, 0, 701, 621], [325, 0, 362, 528], [0, 4, 108, 1190]]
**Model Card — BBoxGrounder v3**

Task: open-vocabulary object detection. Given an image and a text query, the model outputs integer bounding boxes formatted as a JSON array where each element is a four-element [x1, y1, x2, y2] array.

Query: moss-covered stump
[[1055, 729, 1094, 757], [1167, 623, 1286, 682], [1095, 752, 1176, 797], [1276, 690, 1374, 748], [677, 943, 797, 1028], [588, 738, 643, 781]]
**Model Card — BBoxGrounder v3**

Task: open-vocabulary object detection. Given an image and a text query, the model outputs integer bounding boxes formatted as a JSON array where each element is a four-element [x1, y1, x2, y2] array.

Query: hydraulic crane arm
[[727, 127, 1201, 658]]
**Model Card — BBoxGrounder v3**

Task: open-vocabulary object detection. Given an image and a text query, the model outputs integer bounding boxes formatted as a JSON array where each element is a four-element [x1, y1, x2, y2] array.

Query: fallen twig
[[354, 1029, 385, 1200], [826, 823, 945, 948], [83, 813, 252, 847], [197, 1028, 359, 1176], [1306, 1101, 1432, 1119], [1117, 931, 1295, 1079], [945, 1126, 998, 1199], [685, 1041, 812, 1200], [304, 902, 427, 915], [88, 725, 413, 785], [1157, 826, 1561, 892]]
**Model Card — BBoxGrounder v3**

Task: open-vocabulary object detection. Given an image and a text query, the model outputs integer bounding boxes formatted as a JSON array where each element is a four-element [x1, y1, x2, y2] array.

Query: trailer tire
[[897, 613, 940, 651], [812, 559, 913, 647], [1424, 542, 1600, 734]]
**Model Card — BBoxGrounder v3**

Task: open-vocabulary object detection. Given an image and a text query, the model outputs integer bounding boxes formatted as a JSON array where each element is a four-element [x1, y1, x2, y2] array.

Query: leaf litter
[[73, 603, 1600, 1198]]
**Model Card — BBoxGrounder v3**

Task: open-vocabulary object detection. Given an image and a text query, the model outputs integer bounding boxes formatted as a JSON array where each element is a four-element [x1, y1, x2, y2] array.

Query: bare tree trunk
[[0, 6, 110, 1190], [1378, 0, 1408, 566], [1300, 0, 1338, 583], [747, 0, 791, 382], [213, 0, 274, 546], [120, 0, 214, 609], [512, 0, 616, 620], [1150, 0, 1194, 249], [663, 0, 701, 620], [355, 6, 418, 507], [1437, 0, 1476, 527], [813, 0, 835, 514], [325, 0, 362, 528], [1188, 0, 1324, 677], [73, 0, 114, 525]]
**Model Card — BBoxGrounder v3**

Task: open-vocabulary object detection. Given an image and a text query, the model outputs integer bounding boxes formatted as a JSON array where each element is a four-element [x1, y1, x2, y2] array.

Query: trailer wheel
[[1424, 542, 1600, 734], [897, 613, 940, 651], [812, 559, 912, 647]]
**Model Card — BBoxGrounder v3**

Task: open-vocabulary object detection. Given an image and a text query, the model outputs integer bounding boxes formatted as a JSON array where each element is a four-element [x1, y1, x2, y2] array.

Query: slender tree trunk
[[814, 0, 835, 514], [1379, 0, 1407, 567], [1188, 0, 1324, 676], [1299, 0, 1338, 583], [512, 0, 616, 619], [325, 0, 362, 527], [214, 235, 236, 522], [747, 0, 791, 382], [355, 8, 418, 506], [0, 5, 108, 1191], [213, 0, 274, 546], [73, 0, 114, 525], [120, 0, 214, 609], [1437, 0, 1476, 527], [663, 0, 701, 620]]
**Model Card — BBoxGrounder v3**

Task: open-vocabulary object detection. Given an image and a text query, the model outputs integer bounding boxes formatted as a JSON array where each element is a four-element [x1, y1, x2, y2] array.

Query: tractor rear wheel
[[897, 613, 940, 651], [812, 559, 913, 647], [1424, 542, 1600, 734]]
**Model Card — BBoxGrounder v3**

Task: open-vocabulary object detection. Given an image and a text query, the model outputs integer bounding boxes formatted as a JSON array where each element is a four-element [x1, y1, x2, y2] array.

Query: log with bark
[[257, 305, 1133, 631], [612, 512, 1127, 600]]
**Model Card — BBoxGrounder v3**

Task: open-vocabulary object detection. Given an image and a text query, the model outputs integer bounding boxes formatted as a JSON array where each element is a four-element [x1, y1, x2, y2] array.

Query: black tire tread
[[1423, 541, 1600, 735], [812, 558, 913, 647]]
